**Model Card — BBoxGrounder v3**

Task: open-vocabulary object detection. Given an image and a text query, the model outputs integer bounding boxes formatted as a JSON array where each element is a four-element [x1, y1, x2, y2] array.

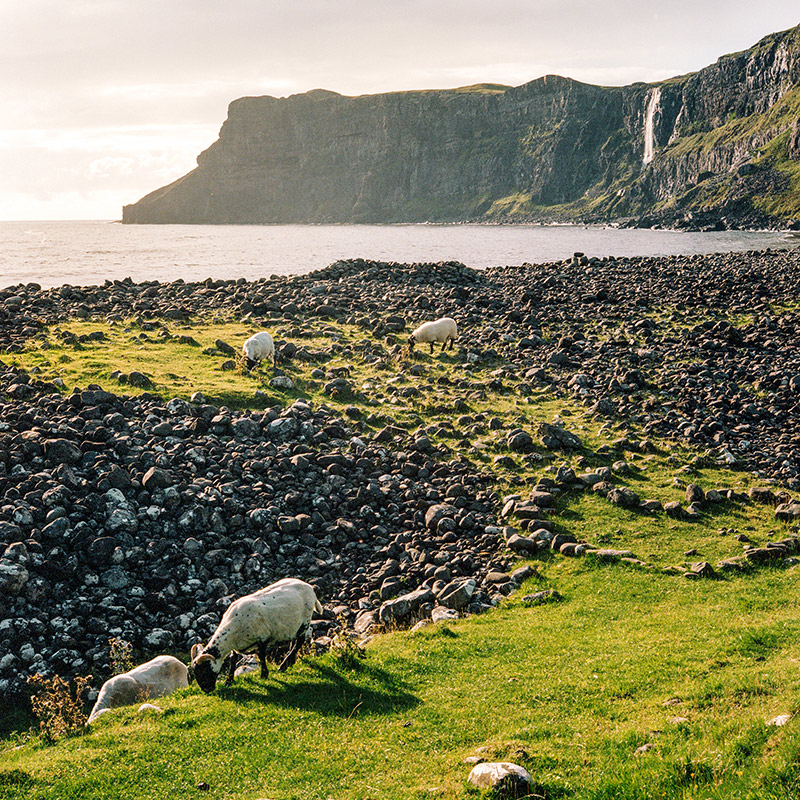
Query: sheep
[[87, 655, 188, 724], [408, 317, 458, 354], [190, 577, 322, 693], [242, 331, 275, 369]]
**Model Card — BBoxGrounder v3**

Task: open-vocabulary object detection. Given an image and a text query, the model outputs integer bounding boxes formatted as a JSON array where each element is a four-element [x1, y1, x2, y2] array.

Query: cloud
[[1, 0, 799, 218]]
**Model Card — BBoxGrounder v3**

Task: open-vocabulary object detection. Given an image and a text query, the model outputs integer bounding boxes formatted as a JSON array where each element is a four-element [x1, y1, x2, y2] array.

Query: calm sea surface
[[1, 220, 797, 291]]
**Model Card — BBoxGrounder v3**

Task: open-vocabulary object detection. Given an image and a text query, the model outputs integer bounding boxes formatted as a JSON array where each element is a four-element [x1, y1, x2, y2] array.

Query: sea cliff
[[123, 25, 800, 228]]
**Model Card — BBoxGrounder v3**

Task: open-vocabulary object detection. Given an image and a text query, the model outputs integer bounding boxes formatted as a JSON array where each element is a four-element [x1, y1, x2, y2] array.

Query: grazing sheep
[[87, 655, 188, 724], [190, 578, 322, 693], [242, 331, 275, 369], [408, 317, 457, 354]]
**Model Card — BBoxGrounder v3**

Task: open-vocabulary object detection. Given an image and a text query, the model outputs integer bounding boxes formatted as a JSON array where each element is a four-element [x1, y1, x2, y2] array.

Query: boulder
[[468, 762, 533, 796]]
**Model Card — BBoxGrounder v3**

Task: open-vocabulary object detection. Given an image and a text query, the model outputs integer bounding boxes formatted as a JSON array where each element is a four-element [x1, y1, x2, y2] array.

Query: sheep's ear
[[190, 643, 204, 661]]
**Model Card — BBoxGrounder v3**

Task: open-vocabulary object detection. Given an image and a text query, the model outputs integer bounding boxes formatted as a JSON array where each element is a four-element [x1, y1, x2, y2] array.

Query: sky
[[1, 1, 798, 221]]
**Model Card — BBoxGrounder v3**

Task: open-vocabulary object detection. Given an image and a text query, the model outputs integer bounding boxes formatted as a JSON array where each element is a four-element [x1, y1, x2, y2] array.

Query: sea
[[1, 220, 797, 291]]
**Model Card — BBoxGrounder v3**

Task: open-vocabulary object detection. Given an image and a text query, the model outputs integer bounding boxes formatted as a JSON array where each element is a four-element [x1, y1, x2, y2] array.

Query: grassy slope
[[3, 314, 800, 799]]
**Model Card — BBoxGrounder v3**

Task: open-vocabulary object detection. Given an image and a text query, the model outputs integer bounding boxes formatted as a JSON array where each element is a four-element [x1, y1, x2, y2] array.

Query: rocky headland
[[123, 25, 800, 229], [1, 247, 800, 697]]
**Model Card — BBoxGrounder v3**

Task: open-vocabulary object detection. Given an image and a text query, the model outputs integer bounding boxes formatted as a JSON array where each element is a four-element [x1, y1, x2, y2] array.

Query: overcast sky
[[1, 1, 798, 221]]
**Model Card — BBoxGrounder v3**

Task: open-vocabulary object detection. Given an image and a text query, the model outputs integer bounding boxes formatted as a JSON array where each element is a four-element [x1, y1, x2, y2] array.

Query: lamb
[[190, 577, 322, 693], [242, 331, 275, 369], [87, 655, 188, 724], [408, 317, 458, 354]]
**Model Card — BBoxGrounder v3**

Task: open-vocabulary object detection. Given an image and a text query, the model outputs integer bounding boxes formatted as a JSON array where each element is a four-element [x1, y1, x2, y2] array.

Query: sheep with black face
[[190, 578, 321, 693], [241, 331, 275, 370]]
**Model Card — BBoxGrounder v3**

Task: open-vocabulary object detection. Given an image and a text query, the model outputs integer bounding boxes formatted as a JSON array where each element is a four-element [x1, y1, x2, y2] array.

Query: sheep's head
[[190, 644, 220, 694], [407, 334, 416, 352]]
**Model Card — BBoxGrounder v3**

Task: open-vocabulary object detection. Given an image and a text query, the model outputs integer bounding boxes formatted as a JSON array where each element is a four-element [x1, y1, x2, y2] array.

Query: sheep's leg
[[429, 342, 434, 354], [278, 628, 306, 672], [257, 642, 269, 680], [223, 652, 240, 686]]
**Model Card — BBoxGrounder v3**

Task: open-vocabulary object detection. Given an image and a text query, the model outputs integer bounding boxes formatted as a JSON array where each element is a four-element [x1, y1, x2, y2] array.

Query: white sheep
[[87, 655, 188, 724], [190, 577, 322, 693], [242, 331, 275, 369], [408, 317, 458, 354]]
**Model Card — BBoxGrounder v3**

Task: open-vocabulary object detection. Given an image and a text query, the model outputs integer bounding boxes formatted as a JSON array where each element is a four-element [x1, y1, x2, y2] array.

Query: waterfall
[[642, 87, 661, 166]]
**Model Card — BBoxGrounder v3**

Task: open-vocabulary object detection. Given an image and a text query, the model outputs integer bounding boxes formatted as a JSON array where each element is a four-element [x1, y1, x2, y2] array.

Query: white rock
[[767, 713, 792, 727], [269, 376, 295, 390], [431, 606, 459, 623], [138, 703, 164, 714], [468, 762, 532, 792]]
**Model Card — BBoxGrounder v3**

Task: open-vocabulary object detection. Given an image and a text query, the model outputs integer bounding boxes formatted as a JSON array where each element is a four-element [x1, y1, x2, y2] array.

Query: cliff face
[[123, 24, 800, 226]]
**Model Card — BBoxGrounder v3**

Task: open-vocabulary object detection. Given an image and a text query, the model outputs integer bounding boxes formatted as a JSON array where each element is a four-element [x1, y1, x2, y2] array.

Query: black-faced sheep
[[408, 317, 457, 354], [242, 331, 275, 369], [190, 578, 322, 693], [87, 655, 188, 724]]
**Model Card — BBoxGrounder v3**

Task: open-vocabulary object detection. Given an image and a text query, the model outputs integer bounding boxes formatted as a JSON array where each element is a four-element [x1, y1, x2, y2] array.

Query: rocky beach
[[1, 246, 800, 699]]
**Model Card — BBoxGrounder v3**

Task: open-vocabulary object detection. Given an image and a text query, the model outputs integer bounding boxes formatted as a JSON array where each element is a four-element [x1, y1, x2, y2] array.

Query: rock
[[467, 762, 533, 795], [749, 487, 776, 504], [607, 487, 640, 509], [43, 438, 82, 464], [101, 567, 130, 590], [685, 484, 705, 504], [353, 610, 378, 634], [664, 501, 683, 518], [521, 589, 562, 605], [437, 578, 476, 610], [378, 587, 434, 624], [424, 504, 457, 531], [142, 466, 172, 490], [506, 534, 540, 557], [767, 713, 792, 727], [231, 417, 261, 439], [144, 629, 173, 649], [538, 422, 583, 450], [269, 376, 295, 390], [506, 430, 533, 453], [0, 560, 29, 595], [430, 606, 459, 623], [592, 549, 636, 562], [690, 561, 716, 578], [127, 371, 153, 388], [776, 503, 800, 522]]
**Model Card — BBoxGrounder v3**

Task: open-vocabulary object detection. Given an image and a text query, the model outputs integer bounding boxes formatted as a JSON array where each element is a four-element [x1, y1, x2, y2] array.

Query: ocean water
[[1, 220, 797, 290]]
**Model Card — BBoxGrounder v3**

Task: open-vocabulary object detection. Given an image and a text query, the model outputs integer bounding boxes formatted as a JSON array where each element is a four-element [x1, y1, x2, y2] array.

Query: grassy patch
[[4, 314, 800, 798]]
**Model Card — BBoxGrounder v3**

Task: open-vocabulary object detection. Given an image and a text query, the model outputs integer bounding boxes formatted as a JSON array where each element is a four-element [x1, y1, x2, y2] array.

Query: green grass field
[[3, 315, 800, 799]]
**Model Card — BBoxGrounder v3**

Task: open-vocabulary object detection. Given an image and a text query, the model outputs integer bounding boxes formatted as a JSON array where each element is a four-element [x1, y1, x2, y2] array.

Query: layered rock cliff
[[123, 23, 800, 227]]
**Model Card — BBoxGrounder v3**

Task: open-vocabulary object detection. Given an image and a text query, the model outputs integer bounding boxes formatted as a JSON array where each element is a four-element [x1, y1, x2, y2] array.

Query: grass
[[3, 312, 800, 798], [4, 566, 800, 799]]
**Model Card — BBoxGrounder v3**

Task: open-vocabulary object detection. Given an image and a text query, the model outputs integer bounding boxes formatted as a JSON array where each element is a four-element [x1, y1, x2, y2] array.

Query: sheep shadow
[[217, 660, 420, 718]]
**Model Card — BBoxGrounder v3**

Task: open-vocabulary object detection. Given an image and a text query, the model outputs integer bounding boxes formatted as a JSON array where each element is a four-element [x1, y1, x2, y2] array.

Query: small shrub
[[331, 615, 367, 670], [108, 636, 134, 675], [27, 673, 92, 742]]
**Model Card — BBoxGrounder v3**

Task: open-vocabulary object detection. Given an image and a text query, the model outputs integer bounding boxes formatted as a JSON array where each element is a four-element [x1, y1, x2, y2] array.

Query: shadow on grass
[[217, 659, 420, 718], [0, 697, 35, 742]]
